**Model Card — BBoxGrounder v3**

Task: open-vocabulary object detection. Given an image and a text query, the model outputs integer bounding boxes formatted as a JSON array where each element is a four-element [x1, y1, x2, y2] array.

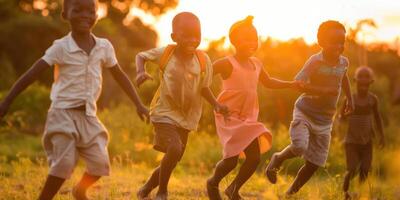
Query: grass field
[[1, 131, 399, 200]]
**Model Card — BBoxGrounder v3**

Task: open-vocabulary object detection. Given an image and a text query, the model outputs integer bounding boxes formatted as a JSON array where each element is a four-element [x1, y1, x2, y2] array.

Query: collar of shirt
[[66, 32, 106, 54], [316, 51, 346, 66]]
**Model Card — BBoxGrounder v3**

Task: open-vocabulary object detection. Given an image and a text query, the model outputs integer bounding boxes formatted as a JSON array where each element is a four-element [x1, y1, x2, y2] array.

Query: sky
[[125, 0, 400, 48]]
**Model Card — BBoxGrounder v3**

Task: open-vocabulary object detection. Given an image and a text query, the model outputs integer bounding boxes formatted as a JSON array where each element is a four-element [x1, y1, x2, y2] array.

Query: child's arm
[[135, 54, 153, 87], [372, 95, 385, 148], [212, 58, 232, 79], [0, 59, 50, 119], [295, 59, 338, 96], [259, 69, 299, 89], [201, 87, 230, 120], [109, 64, 150, 122], [341, 72, 354, 114]]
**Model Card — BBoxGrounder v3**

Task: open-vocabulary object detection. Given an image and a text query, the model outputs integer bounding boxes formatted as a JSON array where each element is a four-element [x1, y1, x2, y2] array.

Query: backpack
[[158, 44, 207, 73]]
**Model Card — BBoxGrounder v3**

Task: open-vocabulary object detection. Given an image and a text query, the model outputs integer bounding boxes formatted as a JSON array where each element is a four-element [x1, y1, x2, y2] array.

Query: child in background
[[341, 66, 385, 200], [0, 0, 149, 199], [135, 12, 229, 200], [265, 20, 354, 195], [206, 16, 300, 200]]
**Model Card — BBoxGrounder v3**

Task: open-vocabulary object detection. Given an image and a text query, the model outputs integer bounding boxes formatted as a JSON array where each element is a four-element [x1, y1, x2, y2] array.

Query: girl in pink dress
[[206, 16, 300, 200]]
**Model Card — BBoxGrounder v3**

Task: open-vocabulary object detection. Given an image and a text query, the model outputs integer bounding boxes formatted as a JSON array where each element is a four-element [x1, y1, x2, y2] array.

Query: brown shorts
[[153, 122, 189, 153]]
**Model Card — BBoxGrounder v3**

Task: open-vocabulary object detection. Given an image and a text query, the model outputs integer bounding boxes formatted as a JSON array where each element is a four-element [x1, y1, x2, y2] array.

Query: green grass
[[1, 103, 399, 199], [0, 156, 397, 200]]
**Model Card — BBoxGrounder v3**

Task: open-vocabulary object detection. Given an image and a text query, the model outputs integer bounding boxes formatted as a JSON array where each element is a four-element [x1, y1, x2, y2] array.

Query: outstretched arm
[[0, 59, 50, 119], [259, 69, 298, 89], [372, 96, 385, 148], [109, 64, 149, 122]]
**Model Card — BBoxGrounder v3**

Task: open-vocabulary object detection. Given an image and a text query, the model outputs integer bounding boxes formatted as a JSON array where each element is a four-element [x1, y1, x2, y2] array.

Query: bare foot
[[137, 185, 153, 200], [72, 186, 89, 200], [265, 153, 281, 184], [224, 185, 243, 200], [155, 192, 168, 200], [207, 178, 222, 200]]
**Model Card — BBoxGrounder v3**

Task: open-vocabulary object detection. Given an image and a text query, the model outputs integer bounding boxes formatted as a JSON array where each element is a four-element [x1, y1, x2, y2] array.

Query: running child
[[341, 66, 385, 200], [0, 0, 149, 199], [265, 20, 354, 195], [135, 12, 229, 200], [206, 16, 300, 200]]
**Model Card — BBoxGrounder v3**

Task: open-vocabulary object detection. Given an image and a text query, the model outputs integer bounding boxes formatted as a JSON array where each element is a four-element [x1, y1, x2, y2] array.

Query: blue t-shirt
[[294, 52, 349, 124]]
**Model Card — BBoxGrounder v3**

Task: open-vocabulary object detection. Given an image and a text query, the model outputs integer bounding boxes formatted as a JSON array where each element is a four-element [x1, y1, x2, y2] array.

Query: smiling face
[[355, 67, 374, 93], [321, 29, 345, 61], [62, 0, 98, 34], [171, 15, 201, 55], [231, 26, 259, 58]]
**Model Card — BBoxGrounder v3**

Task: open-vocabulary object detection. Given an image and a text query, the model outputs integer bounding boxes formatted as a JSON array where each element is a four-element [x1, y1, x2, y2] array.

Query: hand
[[0, 101, 10, 121], [291, 80, 305, 91], [135, 72, 153, 87], [343, 98, 354, 115], [215, 103, 230, 122], [136, 104, 150, 123], [378, 137, 385, 149]]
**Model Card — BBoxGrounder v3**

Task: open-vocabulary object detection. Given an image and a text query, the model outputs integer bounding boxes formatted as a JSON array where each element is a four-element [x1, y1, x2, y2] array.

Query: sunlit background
[[120, 0, 400, 48]]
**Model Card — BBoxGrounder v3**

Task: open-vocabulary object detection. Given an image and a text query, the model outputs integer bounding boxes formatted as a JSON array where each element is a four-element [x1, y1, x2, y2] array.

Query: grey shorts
[[43, 108, 110, 179], [289, 108, 333, 167]]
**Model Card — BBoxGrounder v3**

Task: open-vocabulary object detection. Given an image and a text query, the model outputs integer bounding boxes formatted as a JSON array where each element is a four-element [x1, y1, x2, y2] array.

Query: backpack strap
[[159, 44, 207, 73], [195, 50, 207, 73], [159, 44, 176, 72]]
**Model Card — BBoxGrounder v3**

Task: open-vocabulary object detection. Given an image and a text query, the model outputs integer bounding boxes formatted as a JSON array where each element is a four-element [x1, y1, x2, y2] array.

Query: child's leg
[[78, 133, 110, 199], [156, 127, 189, 199], [266, 119, 309, 184], [207, 156, 239, 200], [157, 139, 186, 195], [137, 166, 161, 198], [359, 142, 372, 183], [38, 175, 66, 200], [343, 143, 360, 194], [225, 139, 260, 199], [286, 160, 319, 195], [72, 173, 101, 200], [41, 133, 78, 200]]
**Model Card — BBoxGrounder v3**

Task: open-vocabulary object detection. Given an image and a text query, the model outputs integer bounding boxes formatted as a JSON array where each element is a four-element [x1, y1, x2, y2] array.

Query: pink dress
[[215, 56, 272, 159]]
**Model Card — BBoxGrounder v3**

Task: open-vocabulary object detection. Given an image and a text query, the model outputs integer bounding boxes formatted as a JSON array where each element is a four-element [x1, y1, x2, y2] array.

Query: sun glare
[[121, 0, 400, 49]]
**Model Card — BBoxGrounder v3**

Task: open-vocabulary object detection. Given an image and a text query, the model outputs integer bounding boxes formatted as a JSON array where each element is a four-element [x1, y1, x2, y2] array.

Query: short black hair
[[317, 20, 346, 44], [172, 12, 200, 33], [63, 0, 98, 13]]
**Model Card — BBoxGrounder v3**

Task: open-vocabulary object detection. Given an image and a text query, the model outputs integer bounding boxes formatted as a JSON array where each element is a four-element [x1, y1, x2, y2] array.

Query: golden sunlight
[[123, 0, 400, 49]]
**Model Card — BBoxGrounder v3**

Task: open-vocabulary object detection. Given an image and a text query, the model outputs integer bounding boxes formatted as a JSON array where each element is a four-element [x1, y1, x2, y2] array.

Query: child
[[206, 16, 300, 200], [341, 66, 385, 200], [265, 20, 354, 195], [0, 0, 149, 199], [134, 12, 228, 200]]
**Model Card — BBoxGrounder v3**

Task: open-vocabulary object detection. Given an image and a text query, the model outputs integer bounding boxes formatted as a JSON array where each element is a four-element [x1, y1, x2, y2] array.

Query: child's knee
[[87, 157, 110, 177], [49, 158, 76, 179], [167, 143, 185, 159], [223, 156, 238, 169], [290, 143, 308, 156]]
